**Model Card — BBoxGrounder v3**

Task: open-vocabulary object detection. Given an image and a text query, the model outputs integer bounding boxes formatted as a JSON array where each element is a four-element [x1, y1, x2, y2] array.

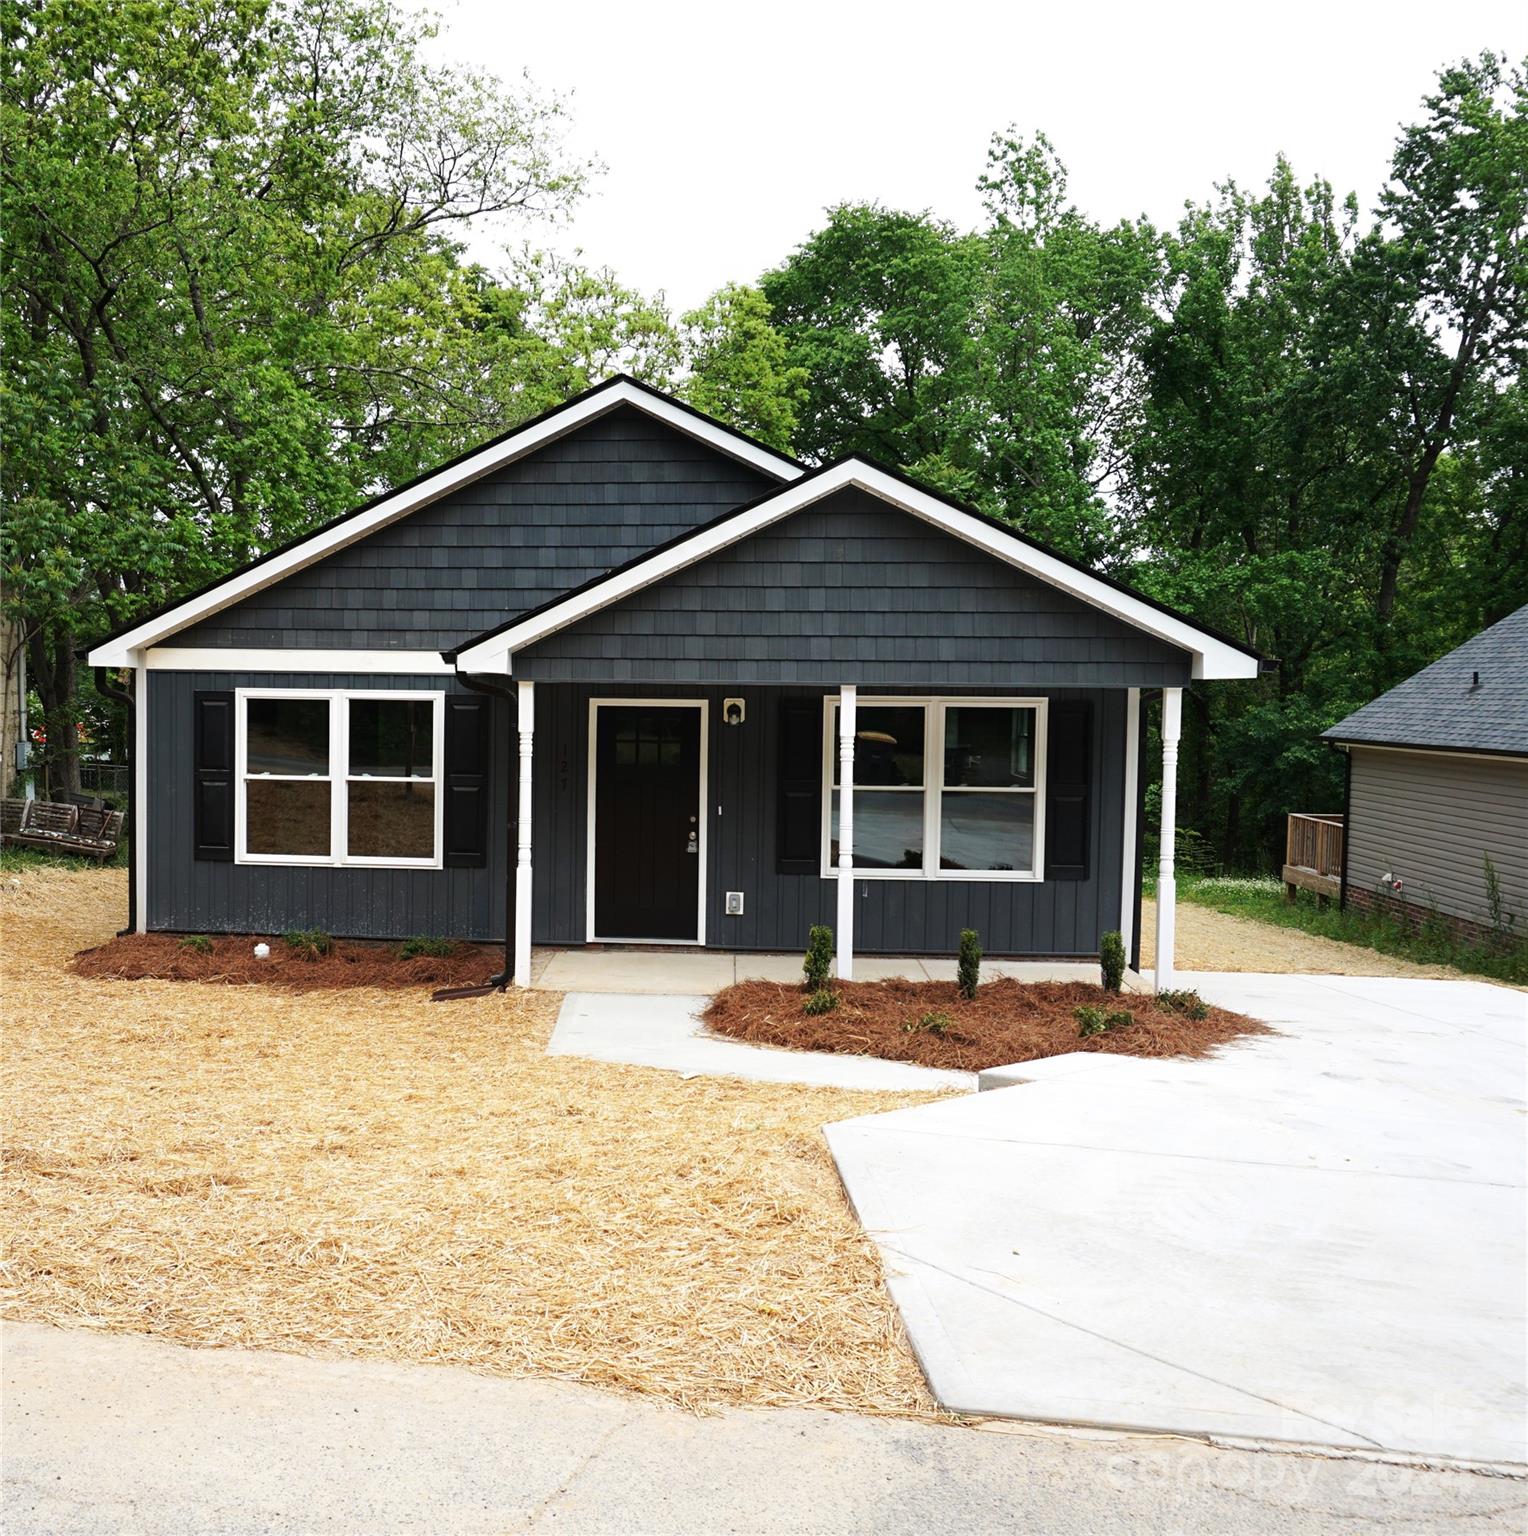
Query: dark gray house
[[87, 377, 1260, 988], [1324, 606, 1528, 938]]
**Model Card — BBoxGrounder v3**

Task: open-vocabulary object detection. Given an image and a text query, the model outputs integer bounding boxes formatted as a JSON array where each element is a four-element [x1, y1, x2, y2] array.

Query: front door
[[592, 704, 703, 941]]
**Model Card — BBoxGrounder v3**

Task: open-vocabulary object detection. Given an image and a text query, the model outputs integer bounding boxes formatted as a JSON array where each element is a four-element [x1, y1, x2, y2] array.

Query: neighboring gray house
[[1324, 605, 1528, 938], [87, 377, 1261, 987]]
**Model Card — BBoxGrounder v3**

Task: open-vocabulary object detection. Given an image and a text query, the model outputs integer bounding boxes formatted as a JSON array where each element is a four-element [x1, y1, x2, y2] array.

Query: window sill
[[235, 855, 444, 871], [821, 868, 1044, 883]]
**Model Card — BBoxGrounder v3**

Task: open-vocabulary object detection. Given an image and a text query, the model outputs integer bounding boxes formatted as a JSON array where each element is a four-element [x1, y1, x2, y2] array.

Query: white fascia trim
[[143, 648, 456, 674], [85, 383, 803, 668], [453, 461, 1260, 680]]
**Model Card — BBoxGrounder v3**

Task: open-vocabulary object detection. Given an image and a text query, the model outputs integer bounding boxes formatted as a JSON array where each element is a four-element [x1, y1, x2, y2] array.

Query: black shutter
[[1045, 700, 1092, 881], [192, 690, 235, 861], [777, 697, 823, 874], [442, 695, 490, 868]]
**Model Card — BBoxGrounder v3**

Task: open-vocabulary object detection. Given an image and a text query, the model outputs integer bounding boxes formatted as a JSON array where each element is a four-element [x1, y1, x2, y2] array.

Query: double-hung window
[[236, 689, 444, 867], [823, 697, 1047, 880]]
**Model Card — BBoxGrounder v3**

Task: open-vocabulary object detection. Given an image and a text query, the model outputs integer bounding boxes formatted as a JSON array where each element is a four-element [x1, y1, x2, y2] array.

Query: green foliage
[[803, 925, 834, 991], [1483, 855, 1516, 948], [1179, 874, 1528, 986], [903, 1010, 953, 1036], [803, 987, 839, 1016], [399, 935, 455, 959], [281, 929, 332, 961], [177, 934, 215, 954], [956, 928, 981, 999], [1155, 988, 1208, 1021], [1, 0, 589, 782], [1075, 1004, 1134, 1038], [1099, 930, 1126, 992], [679, 284, 808, 453]]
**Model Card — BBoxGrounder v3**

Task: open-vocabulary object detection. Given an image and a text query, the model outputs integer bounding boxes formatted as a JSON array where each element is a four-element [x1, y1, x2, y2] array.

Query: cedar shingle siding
[[514, 488, 1193, 687], [164, 407, 775, 651]]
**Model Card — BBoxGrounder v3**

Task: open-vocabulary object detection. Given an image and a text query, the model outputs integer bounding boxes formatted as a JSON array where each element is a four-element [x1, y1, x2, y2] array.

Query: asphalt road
[[3, 1323, 1522, 1535]]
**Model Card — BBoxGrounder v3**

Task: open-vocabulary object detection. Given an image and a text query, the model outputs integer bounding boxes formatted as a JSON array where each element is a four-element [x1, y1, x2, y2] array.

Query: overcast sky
[[435, 0, 1525, 315]]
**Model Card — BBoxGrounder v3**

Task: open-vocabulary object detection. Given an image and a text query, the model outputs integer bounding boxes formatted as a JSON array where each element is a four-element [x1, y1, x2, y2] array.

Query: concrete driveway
[[826, 973, 1528, 1467]]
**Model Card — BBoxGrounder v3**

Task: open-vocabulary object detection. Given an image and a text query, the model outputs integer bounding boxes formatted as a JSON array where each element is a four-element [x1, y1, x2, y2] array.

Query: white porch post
[[836, 684, 856, 982], [513, 679, 535, 987], [1119, 686, 1141, 967], [1154, 686, 1182, 993]]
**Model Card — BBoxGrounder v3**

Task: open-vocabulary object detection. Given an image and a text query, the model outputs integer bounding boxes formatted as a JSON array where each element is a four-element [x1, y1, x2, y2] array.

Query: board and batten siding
[[162, 407, 775, 652], [1346, 746, 1528, 926], [514, 488, 1193, 688], [147, 671, 508, 941], [530, 683, 1129, 957]]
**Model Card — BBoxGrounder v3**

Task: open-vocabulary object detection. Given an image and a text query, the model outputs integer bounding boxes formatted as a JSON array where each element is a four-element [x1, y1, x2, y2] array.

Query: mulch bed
[[703, 977, 1270, 1072], [70, 932, 503, 991]]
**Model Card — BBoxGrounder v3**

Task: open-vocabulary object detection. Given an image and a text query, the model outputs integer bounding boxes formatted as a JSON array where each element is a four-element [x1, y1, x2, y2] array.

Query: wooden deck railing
[[1283, 813, 1344, 901]]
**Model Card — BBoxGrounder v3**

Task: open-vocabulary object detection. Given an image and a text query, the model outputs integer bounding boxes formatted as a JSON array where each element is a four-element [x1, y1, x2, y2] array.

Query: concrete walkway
[[549, 992, 974, 1091], [826, 972, 1528, 1467], [5, 1324, 1521, 1536]]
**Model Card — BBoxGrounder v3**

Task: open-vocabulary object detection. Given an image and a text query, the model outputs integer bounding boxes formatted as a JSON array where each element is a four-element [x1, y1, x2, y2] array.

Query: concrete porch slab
[[531, 948, 1102, 993], [547, 992, 975, 1092]]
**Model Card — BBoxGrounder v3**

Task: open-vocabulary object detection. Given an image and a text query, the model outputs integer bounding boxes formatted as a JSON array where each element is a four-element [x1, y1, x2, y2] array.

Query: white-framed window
[[235, 688, 445, 868], [821, 696, 1048, 881]]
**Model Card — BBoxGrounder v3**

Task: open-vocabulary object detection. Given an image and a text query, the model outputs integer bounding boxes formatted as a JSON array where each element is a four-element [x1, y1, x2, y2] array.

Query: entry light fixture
[[723, 698, 746, 726]]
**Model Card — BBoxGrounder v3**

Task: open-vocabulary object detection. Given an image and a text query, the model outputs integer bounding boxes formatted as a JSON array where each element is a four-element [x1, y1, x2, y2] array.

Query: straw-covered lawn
[[1, 868, 942, 1414]]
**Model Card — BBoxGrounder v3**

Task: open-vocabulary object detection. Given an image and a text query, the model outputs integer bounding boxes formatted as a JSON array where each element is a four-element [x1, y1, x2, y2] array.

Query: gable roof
[[85, 376, 802, 667], [447, 457, 1265, 681], [1323, 605, 1528, 759]]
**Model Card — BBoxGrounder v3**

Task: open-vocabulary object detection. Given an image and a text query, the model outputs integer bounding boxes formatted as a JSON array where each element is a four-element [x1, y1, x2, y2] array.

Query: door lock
[[686, 831, 698, 854]]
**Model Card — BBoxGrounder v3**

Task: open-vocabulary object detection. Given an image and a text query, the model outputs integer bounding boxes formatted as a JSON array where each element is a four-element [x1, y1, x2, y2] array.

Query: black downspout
[[455, 671, 517, 988], [1337, 746, 1352, 912], [94, 666, 136, 936]]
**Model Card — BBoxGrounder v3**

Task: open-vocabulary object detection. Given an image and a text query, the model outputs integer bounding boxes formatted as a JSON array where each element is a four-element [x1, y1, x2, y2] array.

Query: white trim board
[[86, 381, 802, 668], [233, 686, 446, 870], [585, 698, 709, 946], [817, 695, 1049, 882], [453, 461, 1260, 681], [144, 649, 456, 675]]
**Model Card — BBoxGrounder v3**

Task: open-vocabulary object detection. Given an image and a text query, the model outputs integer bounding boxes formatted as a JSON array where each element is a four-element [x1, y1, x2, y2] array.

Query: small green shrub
[[803, 925, 834, 991], [1100, 930, 1126, 992], [399, 935, 455, 959], [903, 1009, 953, 1036], [956, 928, 981, 1000], [282, 929, 333, 961], [1155, 988, 1207, 1020], [178, 934, 214, 954], [803, 987, 839, 1016], [1075, 1004, 1134, 1039], [1484, 854, 1516, 949]]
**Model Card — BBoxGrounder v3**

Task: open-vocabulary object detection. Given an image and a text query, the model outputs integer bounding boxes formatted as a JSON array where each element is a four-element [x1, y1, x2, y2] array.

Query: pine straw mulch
[[704, 977, 1271, 1073], [71, 931, 504, 991], [1, 867, 946, 1416]]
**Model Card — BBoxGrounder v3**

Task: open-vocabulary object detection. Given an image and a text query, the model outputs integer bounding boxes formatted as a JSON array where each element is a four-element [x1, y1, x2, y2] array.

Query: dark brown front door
[[593, 705, 702, 941]]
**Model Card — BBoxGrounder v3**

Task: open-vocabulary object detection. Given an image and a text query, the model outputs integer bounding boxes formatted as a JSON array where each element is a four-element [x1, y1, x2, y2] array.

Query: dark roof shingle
[[1323, 605, 1528, 757]]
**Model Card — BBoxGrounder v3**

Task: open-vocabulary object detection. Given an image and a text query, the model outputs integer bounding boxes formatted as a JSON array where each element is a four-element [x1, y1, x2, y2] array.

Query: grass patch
[[1, 837, 128, 873], [1172, 874, 1528, 986]]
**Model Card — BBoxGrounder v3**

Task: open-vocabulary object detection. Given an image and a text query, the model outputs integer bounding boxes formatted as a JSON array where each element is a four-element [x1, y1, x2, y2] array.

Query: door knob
[[686, 831, 698, 854]]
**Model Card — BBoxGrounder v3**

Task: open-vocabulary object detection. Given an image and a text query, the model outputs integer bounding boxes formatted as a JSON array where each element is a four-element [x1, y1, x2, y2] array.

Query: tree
[[1, 0, 586, 788], [679, 283, 807, 453], [1353, 53, 1527, 668]]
